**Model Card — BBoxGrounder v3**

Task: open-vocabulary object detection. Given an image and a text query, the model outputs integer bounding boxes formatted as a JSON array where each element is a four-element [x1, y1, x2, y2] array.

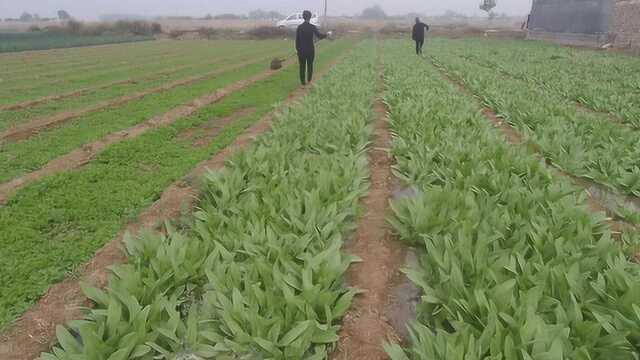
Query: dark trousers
[[415, 40, 424, 55], [298, 53, 315, 84]]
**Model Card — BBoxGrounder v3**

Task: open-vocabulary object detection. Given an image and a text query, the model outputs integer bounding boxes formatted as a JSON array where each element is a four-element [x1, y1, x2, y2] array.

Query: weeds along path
[[332, 52, 407, 359], [0, 56, 280, 143], [0, 57, 295, 204], [428, 57, 640, 248], [0, 46, 353, 359], [381, 41, 640, 359]]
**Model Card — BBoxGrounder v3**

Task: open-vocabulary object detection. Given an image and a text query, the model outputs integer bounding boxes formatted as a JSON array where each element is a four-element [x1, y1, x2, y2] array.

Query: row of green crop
[[0, 40, 352, 331], [1, 41, 188, 84], [381, 41, 640, 360], [0, 42, 308, 183], [0, 44, 290, 127], [38, 42, 375, 359], [428, 43, 640, 202], [1, 40, 283, 90], [0, 40, 187, 76], [430, 39, 640, 127], [0, 32, 154, 54], [0, 41, 290, 106]]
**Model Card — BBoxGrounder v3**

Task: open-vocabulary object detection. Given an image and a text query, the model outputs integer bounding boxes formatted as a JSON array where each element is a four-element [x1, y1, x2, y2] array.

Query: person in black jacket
[[412, 17, 430, 55], [296, 10, 327, 85]]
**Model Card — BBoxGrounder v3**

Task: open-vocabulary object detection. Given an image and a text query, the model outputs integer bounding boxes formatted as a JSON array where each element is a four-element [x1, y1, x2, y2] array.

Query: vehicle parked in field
[[276, 12, 320, 29]]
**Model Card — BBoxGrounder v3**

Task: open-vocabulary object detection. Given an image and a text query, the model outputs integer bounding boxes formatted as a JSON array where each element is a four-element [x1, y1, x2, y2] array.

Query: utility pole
[[324, 0, 328, 28]]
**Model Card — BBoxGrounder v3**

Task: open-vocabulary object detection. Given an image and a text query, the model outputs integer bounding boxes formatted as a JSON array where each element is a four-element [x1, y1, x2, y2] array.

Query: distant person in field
[[412, 17, 430, 55], [296, 10, 327, 85]]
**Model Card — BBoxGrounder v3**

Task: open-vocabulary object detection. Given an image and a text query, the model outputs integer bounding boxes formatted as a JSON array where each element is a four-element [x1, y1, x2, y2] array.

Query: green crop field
[[0, 32, 153, 53], [1, 34, 639, 360]]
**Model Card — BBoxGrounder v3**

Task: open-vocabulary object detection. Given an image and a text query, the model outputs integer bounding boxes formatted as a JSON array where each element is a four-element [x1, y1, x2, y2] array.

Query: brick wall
[[612, 0, 640, 49]]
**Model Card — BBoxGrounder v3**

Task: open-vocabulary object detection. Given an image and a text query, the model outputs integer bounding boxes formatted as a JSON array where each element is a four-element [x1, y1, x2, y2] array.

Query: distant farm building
[[527, 0, 640, 50]]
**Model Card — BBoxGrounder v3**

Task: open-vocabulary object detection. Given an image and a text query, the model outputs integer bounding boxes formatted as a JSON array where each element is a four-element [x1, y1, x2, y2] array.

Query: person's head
[[415, 17, 420, 24], [303, 10, 312, 22]]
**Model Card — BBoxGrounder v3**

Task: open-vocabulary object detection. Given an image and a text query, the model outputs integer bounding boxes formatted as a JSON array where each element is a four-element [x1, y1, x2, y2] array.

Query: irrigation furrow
[[332, 58, 407, 359], [0, 59, 294, 204], [0, 53, 347, 360], [430, 58, 640, 249], [0, 56, 277, 143]]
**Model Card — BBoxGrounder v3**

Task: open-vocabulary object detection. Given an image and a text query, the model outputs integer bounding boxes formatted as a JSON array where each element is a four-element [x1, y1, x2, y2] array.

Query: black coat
[[296, 22, 326, 56], [412, 22, 429, 41]]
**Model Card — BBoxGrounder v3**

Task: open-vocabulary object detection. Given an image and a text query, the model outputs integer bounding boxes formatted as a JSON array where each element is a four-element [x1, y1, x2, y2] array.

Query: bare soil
[[177, 108, 256, 147], [0, 54, 346, 360], [0, 57, 273, 143], [0, 61, 291, 204], [331, 64, 408, 360]]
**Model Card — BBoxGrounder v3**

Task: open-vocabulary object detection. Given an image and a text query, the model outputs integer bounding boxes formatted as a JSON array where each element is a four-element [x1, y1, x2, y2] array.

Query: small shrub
[[151, 22, 163, 34], [66, 20, 84, 34], [197, 27, 217, 39], [28, 25, 42, 32], [247, 26, 289, 39], [169, 30, 183, 39]]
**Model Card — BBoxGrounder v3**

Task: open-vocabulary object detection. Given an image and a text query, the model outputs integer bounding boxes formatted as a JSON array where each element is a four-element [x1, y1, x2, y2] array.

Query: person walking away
[[412, 17, 430, 55], [296, 10, 327, 85]]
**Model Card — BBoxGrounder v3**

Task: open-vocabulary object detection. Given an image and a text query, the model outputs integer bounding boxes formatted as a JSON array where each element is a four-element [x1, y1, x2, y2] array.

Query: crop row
[[0, 32, 153, 54], [1, 40, 283, 90], [0, 39, 333, 185], [0, 40, 188, 76], [0, 41, 352, 331], [381, 41, 640, 359], [428, 43, 640, 205], [1, 41, 188, 84], [38, 42, 376, 359], [0, 44, 290, 127], [0, 41, 290, 105], [430, 39, 640, 127]]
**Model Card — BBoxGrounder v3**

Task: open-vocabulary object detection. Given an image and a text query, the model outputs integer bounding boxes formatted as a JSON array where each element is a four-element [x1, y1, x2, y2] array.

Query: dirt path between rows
[[0, 54, 346, 360], [331, 60, 408, 360], [0, 56, 275, 143], [0, 61, 293, 205], [430, 58, 640, 252]]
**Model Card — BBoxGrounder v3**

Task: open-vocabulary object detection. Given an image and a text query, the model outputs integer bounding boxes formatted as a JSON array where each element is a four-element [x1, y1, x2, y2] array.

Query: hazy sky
[[1, 0, 533, 19]]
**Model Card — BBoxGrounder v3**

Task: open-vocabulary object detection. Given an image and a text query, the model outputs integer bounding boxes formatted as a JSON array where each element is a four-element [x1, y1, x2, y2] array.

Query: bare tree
[[479, 0, 497, 16], [57, 10, 71, 21]]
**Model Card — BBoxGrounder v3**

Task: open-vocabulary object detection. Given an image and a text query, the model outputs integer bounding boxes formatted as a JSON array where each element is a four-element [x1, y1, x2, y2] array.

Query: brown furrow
[[0, 60, 293, 205], [430, 58, 640, 244], [0, 53, 346, 360], [332, 58, 406, 360], [0, 57, 271, 143]]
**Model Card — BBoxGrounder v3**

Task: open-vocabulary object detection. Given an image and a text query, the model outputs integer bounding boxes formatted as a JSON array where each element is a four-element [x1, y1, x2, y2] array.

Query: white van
[[276, 12, 320, 29]]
